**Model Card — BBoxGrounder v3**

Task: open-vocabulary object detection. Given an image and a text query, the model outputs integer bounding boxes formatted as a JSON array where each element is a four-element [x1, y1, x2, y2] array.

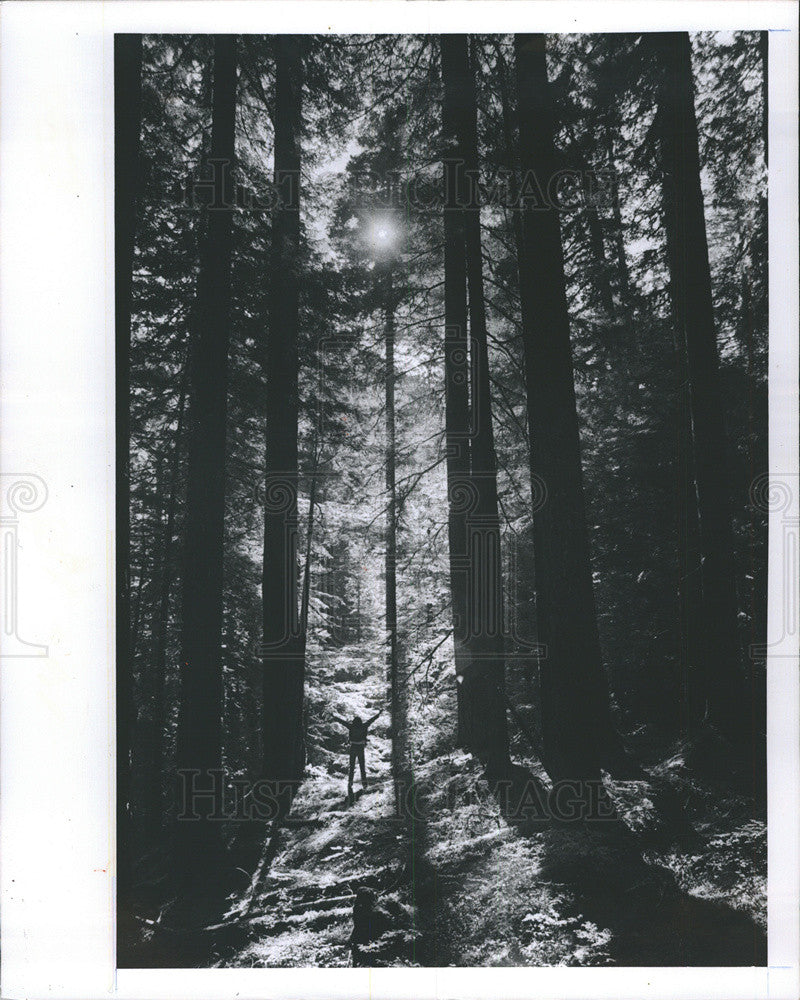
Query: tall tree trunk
[[355, 568, 363, 643], [115, 32, 143, 893], [758, 31, 768, 168], [514, 34, 616, 785], [381, 264, 407, 810], [130, 531, 150, 664], [148, 351, 189, 831], [299, 453, 319, 655], [175, 35, 237, 876], [655, 32, 744, 738], [442, 35, 509, 768], [262, 36, 304, 800], [671, 293, 705, 731], [440, 35, 475, 749], [297, 448, 318, 762], [494, 42, 541, 518]]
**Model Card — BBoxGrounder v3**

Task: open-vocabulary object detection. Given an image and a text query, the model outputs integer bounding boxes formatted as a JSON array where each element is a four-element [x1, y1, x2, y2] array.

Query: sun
[[366, 217, 398, 252]]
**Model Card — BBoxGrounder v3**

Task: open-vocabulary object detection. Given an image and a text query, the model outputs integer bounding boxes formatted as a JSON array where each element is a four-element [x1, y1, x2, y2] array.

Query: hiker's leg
[[348, 749, 356, 788], [358, 748, 366, 786]]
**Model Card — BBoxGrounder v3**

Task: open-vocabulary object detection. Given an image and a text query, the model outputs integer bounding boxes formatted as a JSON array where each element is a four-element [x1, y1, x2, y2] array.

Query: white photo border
[[0, 3, 797, 998]]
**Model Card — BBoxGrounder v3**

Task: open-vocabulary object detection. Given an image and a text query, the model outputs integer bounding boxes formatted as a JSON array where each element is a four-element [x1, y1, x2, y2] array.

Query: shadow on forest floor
[[474, 728, 768, 964], [409, 742, 766, 967], [121, 742, 766, 969], [535, 823, 766, 966], [120, 662, 432, 969], [120, 657, 766, 970], [482, 762, 765, 962]]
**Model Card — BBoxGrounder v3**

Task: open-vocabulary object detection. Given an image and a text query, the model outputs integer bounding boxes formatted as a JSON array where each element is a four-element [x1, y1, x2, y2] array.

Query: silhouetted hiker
[[331, 710, 381, 795]]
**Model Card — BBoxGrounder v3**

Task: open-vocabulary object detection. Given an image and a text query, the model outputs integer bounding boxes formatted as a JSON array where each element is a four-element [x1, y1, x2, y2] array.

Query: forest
[[116, 30, 769, 967]]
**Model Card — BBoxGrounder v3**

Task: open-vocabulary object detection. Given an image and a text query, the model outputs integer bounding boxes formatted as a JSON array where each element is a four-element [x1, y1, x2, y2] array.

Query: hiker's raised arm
[[366, 710, 381, 727], [330, 713, 349, 727]]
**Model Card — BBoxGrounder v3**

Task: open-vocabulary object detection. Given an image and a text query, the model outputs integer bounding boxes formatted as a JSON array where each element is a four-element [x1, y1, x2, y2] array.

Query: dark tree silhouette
[[382, 262, 404, 810], [441, 34, 509, 768], [655, 32, 745, 738], [115, 31, 143, 892], [672, 305, 705, 729], [148, 350, 189, 830], [440, 35, 475, 749], [514, 33, 616, 784], [759, 31, 768, 167], [262, 36, 304, 795], [175, 34, 237, 875]]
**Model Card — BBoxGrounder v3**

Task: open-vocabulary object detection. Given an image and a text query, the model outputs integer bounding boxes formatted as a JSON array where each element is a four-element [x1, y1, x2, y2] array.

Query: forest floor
[[123, 651, 767, 968], [219, 659, 765, 967], [404, 735, 766, 966], [219, 665, 427, 967]]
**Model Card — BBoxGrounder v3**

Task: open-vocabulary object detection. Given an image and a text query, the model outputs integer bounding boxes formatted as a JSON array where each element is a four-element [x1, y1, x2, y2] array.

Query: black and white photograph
[[0, 2, 797, 997], [116, 28, 770, 968]]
